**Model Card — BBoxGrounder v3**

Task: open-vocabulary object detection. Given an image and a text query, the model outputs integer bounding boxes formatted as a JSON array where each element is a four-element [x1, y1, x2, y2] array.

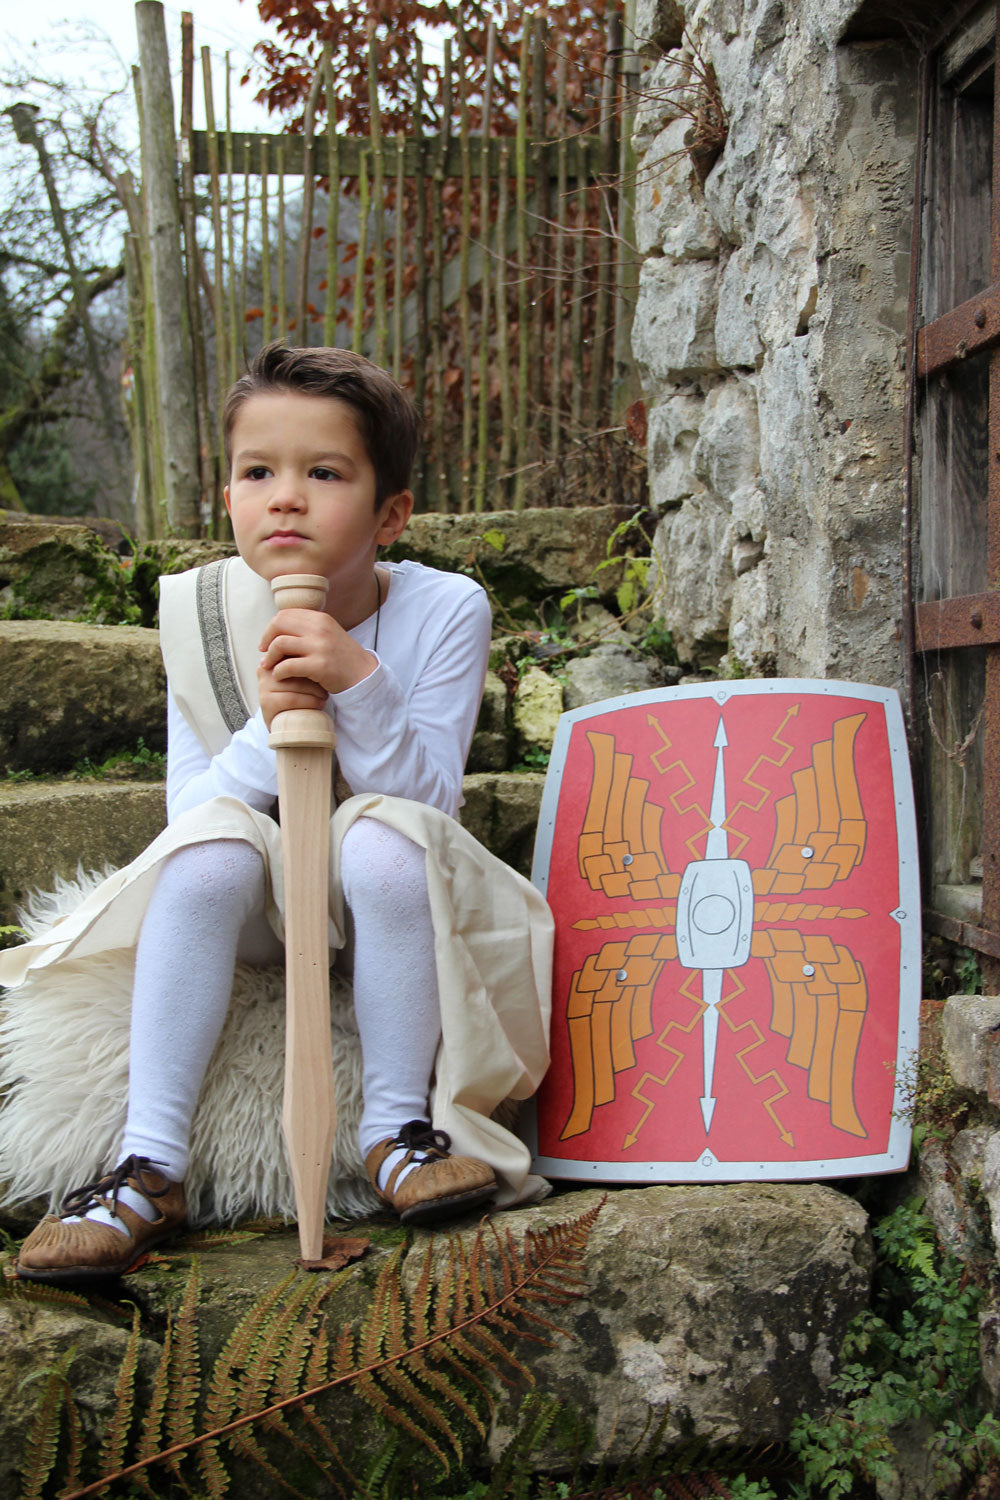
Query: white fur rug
[[0, 868, 379, 1225]]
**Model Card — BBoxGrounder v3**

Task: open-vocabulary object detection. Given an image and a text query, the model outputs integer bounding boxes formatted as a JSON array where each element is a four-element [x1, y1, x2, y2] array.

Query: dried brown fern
[[35, 1199, 600, 1500]]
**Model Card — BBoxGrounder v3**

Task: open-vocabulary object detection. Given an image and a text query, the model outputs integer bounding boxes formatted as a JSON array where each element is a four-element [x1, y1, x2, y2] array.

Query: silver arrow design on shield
[[699, 720, 729, 1131], [675, 715, 755, 1136]]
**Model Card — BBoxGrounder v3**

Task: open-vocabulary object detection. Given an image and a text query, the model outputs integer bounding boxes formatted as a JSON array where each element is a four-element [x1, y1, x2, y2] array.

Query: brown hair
[[223, 342, 421, 508]]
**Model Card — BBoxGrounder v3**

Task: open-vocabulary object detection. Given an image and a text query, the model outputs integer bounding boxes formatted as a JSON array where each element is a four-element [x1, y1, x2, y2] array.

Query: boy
[[7, 344, 553, 1283]]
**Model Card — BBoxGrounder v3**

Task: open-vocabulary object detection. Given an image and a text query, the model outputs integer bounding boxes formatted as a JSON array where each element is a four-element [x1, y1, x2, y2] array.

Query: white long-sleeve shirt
[[166, 560, 492, 824]]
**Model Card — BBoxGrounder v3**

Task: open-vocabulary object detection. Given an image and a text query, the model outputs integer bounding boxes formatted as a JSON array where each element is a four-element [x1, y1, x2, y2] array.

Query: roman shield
[[528, 680, 920, 1183]]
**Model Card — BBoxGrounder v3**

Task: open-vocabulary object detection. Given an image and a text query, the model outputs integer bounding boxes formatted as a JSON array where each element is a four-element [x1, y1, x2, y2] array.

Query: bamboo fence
[[126, 2, 642, 537]]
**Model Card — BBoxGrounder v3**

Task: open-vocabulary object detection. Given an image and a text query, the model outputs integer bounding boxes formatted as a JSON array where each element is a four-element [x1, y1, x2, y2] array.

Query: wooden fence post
[[135, 0, 202, 537]]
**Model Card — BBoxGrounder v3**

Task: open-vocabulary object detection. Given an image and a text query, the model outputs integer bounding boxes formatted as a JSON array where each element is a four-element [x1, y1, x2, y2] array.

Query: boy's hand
[[258, 608, 377, 729], [258, 659, 327, 730]]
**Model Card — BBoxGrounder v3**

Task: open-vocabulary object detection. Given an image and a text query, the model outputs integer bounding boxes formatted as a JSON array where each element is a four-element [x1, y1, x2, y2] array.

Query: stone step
[[0, 620, 165, 775], [0, 619, 524, 776], [0, 771, 545, 927], [0, 780, 167, 925], [0, 1182, 872, 1494]]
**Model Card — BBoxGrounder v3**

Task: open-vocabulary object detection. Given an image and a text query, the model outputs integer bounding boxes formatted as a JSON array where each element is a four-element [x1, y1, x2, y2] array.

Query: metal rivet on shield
[[622, 853, 634, 866], [802, 964, 815, 977], [801, 846, 814, 859], [616, 969, 628, 983]]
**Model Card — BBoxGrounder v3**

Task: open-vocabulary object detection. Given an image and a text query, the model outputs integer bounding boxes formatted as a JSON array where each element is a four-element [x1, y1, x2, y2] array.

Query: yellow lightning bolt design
[[623, 971, 705, 1150], [719, 972, 795, 1148], [721, 704, 800, 858], [646, 711, 713, 855], [647, 712, 674, 773]]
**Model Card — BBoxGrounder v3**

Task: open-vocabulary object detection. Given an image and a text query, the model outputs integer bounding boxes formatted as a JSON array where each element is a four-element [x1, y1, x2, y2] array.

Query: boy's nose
[[269, 487, 306, 512]]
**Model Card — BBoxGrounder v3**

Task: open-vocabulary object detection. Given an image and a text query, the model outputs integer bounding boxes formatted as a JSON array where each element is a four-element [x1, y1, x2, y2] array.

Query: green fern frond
[[226, 1422, 311, 1499], [486, 1390, 562, 1500], [103, 1305, 143, 1477], [2, 1276, 91, 1311], [406, 1346, 486, 1438], [136, 1315, 173, 1489], [355, 1365, 453, 1469], [379, 1357, 466, 1463], [172, 1225, 269, 1250], [202, 1270, 298, 1429], [18, 1353, 73, 1500], [166, 1261, 201, 1436], [61, 1381, 85, 1496]]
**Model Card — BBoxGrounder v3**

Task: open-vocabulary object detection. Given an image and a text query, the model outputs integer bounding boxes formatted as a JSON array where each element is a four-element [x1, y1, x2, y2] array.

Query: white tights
[[118, 820, 440, 1190]]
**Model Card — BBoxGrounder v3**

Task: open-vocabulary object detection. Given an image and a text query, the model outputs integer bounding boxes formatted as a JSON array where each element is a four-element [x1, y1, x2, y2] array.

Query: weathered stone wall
[[633, 0, 917, 683]]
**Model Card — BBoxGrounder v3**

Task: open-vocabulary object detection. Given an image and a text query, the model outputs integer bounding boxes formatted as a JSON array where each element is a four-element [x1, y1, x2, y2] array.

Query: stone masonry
[[632, 0, 917, 683]]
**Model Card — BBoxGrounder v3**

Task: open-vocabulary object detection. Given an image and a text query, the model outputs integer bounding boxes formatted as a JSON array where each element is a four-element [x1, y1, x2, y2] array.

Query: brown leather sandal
[[16, 1156, 186, 1283], [365, 1121, 497, 1227]]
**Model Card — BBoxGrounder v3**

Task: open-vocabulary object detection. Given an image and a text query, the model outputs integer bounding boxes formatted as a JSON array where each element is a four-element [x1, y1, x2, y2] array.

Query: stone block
[[649, 492, 735, 667], [635, 119, 723, 259], [647, 393, 707, 511], [0, 780, 167, 926], [633, 257, 720, 386], [634, 0, 684, 56], [468, 670, 509, 772], [0, 772, 541, 926], [0, 1181, 872, 1491], [409, 1183, 872, 1465], [918, 1127, 995, 1264], [692, 376, 761, 497], [980, 1132, 1000, 1266], [716, 245, 764, 368], [0, 621, 165, 774], [562, 643, 672, 710], [385, 507, 633, 619], [131, 538, 236, 624], [459, 771, 545, 877], [0, 517, 133, 624], [942, 995, 1000, 1103], [512, 666, 563, 759]]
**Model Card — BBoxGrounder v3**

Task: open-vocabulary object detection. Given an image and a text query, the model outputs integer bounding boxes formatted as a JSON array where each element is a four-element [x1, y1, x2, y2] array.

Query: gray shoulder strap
[[195, 559, 252, 735]]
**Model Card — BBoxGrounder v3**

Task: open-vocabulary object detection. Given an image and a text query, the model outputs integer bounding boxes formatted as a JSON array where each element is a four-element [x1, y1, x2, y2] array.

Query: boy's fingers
[[271, 658, 327, 688]]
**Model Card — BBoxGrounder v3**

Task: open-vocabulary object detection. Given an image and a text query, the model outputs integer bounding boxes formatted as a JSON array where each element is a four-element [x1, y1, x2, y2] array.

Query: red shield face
[[529, 681, 920, 1183]]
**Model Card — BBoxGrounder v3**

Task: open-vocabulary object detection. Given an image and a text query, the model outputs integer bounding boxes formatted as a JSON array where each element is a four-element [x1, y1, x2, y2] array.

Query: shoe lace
[[393, 1120, 452, 1160], [60, 1154, 170, 1218]]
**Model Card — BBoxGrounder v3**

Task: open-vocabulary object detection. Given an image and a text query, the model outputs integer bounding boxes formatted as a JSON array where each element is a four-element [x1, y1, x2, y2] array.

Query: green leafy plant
[[513, 745, 551, 773], [896, 1009, 969, 1152], [788, 1201, 1000, 1497], [71, 737, 167, 782], [957, 947, 984, 995], [0, 921, 26, 951]]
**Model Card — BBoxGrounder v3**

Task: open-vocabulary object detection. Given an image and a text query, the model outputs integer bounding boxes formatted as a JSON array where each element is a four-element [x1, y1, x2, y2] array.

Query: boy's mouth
[[266, 529, 308, 543]]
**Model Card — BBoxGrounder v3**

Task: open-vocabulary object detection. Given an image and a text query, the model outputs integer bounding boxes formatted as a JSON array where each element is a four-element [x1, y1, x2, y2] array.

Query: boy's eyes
[[240, 464, 341, 481]]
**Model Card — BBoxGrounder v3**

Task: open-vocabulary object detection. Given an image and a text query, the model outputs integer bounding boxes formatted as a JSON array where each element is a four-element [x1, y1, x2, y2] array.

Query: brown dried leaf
[[297, 1235, 371, 1273]]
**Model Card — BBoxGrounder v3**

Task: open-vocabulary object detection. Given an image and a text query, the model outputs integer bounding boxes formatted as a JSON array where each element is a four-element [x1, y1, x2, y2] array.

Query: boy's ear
[[375, 489, 413, 547], [223, 484, 232, 516]]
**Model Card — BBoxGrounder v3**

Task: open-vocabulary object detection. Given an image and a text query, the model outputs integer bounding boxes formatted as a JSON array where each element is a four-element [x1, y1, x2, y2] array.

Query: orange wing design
[[752, 714, 867, 896], [561, 933, 678, 1139], [751, 929, 868, 1137], [562, 731, 681, 1139], [578, 731, 680, 902]]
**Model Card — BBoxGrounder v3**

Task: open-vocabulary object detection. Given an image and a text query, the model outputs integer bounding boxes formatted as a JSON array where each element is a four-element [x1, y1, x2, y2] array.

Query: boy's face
[[224, 390, 411, 598]]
